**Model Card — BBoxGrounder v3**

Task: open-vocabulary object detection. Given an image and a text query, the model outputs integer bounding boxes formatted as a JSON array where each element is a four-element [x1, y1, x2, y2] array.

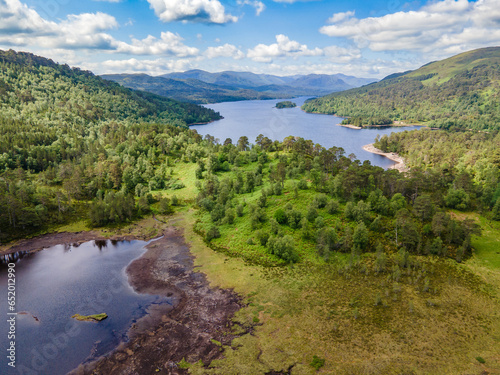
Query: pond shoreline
[[363, 143, 408, 172], [2, 218, 244, 374], [64, 223, 244, 374]]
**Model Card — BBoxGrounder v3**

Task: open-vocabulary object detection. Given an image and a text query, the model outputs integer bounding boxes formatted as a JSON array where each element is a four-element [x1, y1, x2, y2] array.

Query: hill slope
[[302, 47, 500, 130], [100, 73, 280, 104], [103, 70, 377, 104], [0, 49, 221, 172]]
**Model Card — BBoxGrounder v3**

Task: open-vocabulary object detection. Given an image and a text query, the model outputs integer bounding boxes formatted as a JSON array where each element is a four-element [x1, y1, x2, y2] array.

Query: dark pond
[[0, 239, 171, 375], [191, 97, 421, 169]]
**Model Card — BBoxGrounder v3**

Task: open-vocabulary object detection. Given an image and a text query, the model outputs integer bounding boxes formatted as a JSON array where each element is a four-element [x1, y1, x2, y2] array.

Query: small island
[[72, 313, 108, 322], [275, 101, 297, 109]]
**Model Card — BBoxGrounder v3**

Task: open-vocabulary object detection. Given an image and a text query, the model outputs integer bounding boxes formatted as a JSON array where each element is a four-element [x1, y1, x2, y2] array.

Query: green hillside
[[0, 49, 221, 173], [101, 73, 280, 104], [302, 47, 500, 130]]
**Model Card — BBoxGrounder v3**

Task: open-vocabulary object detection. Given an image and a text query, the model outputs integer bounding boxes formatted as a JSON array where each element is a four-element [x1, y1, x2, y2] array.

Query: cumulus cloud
[[320, 0, 500, 55], [0, 0, 200, 57], [115, 32, 199, 56], [0, 0, 119, 50], [205, 43, 244, 59], [326, 11, 355, 24], [95, 57, 196, 75], [247, 34, 323, 62], [237, 0, 265, 16], [146, 0, 237, 24], [323, 45, 361, 63]]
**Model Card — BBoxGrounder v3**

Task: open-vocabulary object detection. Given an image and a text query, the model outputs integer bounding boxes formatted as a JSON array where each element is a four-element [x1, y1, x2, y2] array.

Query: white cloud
[[323, 45, 361, 63], [146, 0, 237, 24], [320, 0, 500, 56], [92, 57, 199, 75], [0, 0, 119, 50], [205, 43, 245, 59], [326, 11, 355, 24], [247, 34, 323, 62], [237, 0, 265, 16], [0, 0, 200, 57], [115, 32, 199, 56], [273, 0, 318, 3]]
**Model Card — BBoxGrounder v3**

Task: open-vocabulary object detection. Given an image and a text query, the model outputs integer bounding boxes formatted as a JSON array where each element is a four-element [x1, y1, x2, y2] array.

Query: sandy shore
[[363, 143, 408, 173], [337, 123, 362, 130], [69, 224, 244, 375]]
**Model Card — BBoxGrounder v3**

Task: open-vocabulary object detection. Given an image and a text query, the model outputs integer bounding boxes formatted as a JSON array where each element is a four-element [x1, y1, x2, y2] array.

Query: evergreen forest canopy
[[0, 49, 221, 173], [302, 47, 500, 131]]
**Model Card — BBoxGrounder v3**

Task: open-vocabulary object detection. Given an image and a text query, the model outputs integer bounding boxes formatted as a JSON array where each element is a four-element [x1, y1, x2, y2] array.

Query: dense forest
[[302, 47, 500, 131]]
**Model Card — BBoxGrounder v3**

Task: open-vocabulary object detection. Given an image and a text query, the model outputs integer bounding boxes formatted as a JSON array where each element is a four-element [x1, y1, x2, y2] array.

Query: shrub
[[307, 207, 318, 223], [206, 226, 221, 241], [326, 199, 339, 214], [310, 355, 325, 371], [313, 194, 328, 209], [298, 179, 308, 190], [256, 230, 270, 246], [274, 208, 287, 224], [267, 235, 299, 263]]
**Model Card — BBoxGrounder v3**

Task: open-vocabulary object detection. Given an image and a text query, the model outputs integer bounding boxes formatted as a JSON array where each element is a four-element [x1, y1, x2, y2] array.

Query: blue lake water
[[192, 97, 421, 169], [0, 240, 170, 375]]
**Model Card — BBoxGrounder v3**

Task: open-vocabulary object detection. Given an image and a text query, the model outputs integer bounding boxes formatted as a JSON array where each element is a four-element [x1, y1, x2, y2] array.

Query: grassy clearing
[[178, 209, 500, 375]]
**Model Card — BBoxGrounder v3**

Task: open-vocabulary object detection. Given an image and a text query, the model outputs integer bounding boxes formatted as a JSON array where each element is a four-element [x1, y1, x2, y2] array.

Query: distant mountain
[[302, 47, 500, 131], [102, 70, 377, 104], [100, 73, 278, 104]]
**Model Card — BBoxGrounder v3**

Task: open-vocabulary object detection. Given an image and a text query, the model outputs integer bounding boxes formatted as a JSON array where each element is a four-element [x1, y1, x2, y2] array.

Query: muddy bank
[[69, 225, 244, 375], [0, 230, 154, 256], [363, 143, 408, 173]]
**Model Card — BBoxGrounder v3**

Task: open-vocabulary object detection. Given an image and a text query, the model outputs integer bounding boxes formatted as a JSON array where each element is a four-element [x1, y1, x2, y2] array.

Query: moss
[[71, 313, 108, 322]]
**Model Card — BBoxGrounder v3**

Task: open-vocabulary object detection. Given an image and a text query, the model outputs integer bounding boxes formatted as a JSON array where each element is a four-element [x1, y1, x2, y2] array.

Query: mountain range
[[101, 70, 377, 104], [302, 46, 500, 131]]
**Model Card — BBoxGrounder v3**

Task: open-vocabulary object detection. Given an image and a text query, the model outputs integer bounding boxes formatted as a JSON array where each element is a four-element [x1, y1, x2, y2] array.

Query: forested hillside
[[101, 73, 280, 104], [0, 50, 220, 240], [0, 49, 220, 173], [302, 47, 500, 130]]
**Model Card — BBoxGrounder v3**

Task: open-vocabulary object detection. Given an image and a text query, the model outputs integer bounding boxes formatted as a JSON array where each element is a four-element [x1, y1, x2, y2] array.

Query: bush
[[236, 204, 244, 217], [158, 198, 174, 215], [307, 207, 318, 223], [267, 235, 299, 263], [310, 355, 325, 371], [287, 209, 303, 229], [225, 208, 235, 224], [326, 199, 339, 214], [313, 194, 328, 209], [298, 179, 308, 190], [256, 230, 270, 246], [206, 226, 221, 241], [444, 187, 470, 211], [274, 208, 287, 224]]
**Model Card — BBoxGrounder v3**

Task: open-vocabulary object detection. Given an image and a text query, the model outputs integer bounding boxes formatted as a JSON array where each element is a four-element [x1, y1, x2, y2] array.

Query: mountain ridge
[[102, 70, 377, 104], [302, 46, 500, 130]]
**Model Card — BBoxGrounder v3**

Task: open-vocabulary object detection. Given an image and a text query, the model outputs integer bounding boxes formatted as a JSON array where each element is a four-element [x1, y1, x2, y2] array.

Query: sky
[[0, 0, 499, 78]]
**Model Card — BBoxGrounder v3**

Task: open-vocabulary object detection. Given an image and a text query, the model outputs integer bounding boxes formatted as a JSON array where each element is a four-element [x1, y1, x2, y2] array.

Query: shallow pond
[[0, 239, 171, 375]]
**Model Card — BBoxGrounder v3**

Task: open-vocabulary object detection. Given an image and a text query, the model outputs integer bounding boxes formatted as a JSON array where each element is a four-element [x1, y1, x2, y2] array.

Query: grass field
[[177, 208, 500, 374]]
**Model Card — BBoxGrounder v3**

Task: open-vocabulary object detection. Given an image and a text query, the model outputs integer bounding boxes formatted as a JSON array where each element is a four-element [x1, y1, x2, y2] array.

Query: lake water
[[192, 97, 420, 169], [0, 240, 171, 375]]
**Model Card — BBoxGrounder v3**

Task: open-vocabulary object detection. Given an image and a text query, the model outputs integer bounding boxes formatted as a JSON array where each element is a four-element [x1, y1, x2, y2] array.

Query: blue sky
[[0, 0, 498, 78]]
